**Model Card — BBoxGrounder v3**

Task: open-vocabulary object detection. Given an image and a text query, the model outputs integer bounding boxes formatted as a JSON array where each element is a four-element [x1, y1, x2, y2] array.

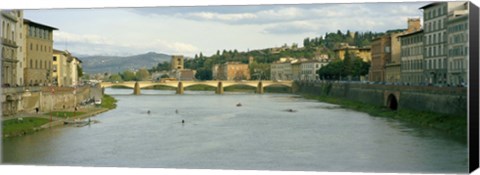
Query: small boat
[[285, 109, 297, 112], [236, 103, 242, 107]]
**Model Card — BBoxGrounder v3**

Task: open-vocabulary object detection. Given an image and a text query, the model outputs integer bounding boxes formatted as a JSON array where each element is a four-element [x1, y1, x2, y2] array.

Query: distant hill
[[78, 52, 171, 74]]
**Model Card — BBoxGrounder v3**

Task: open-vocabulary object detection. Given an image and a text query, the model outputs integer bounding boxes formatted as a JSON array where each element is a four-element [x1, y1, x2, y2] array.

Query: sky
[[20, 1, 431, 57]]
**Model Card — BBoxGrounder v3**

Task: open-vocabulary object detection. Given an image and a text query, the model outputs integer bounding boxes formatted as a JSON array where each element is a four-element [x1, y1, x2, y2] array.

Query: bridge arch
[[386, 94, 398, 110], [140, 83, 177, 89], [108, 85, 134, 89]]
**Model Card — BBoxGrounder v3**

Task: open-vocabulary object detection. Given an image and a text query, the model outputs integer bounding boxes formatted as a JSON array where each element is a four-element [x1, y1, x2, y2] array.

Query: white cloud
[[54, 31, 200, 56]]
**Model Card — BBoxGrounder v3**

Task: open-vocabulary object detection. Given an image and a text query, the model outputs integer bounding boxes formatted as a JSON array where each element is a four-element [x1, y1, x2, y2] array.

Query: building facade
[[23, 19, 57, 86], [1, 10, 23, 116], [420, 2, 465, 85], [299, 60, 325, 80], [52, 49, 69, 86], [1, 10, 21, 87], [170, 55, 184, 70], [446, 3, 469, 86], [369, 36, 390, 82], [400, 30, 424, 85], [334, 47, 372, 62], [213, 62, 250, 81], [385, 18, 422, 83], [270, 57, 295, 81]]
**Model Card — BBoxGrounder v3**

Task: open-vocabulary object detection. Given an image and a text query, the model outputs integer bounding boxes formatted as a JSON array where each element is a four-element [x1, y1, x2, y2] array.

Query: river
[[1, 88, 468, 173]]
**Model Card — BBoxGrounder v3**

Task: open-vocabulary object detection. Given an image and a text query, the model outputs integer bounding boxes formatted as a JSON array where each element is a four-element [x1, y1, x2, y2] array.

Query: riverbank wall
[[295, 81, 467, 116], [5, 86, 100, 115]]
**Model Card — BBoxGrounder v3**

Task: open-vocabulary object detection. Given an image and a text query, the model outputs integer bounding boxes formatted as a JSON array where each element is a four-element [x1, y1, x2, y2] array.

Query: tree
[[77, 65, 83, 78], [109, 74, 123, 82], [343, 48, 353, 77], [121, 70, 136, 81], [136, 68, 150, 81], [195, 69, 212, 80]]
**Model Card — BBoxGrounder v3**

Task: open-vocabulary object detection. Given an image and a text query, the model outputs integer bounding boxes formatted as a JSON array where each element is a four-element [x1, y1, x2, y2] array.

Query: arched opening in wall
[[387, 94, 398, 110]]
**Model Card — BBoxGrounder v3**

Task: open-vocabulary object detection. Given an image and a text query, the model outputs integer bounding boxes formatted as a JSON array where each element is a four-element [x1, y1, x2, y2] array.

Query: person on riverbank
[[35, 107, 39, 114]]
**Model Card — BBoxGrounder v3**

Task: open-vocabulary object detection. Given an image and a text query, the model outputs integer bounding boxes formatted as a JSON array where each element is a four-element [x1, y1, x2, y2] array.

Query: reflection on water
[[2, 88, 468, 173]]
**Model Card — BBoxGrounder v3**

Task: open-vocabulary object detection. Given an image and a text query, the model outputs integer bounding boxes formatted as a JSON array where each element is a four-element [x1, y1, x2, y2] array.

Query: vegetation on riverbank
[[303, 94, 467, 143], [46, 111, 86, 118], [2, 117, 51, 137], [101, 94, 118, 109]]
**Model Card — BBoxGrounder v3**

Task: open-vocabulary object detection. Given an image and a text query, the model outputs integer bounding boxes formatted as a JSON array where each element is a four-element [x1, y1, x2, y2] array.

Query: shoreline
[[300, 93, 467, 143], [2, 94, 117, 138]]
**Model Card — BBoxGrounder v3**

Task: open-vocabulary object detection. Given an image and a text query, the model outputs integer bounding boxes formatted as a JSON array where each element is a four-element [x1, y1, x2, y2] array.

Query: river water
[[1, 88, 468, 173]]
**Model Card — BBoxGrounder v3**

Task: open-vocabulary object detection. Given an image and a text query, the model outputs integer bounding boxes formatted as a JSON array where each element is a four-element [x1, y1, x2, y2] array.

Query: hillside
[[78, 52, 171, 74]]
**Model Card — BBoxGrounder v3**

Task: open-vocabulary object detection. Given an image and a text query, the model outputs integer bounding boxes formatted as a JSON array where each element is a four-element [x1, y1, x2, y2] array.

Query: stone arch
[[387, 94, 398, 110]]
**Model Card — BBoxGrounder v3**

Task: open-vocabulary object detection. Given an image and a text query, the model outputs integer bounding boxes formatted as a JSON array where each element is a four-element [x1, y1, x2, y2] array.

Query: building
[[446, 3, 469, 86], [270, 57, 295, 81], [52, 50, 82, 87], [170, 55, 184, 70], [23, 19, 58, 86], [299, 60, 326, 80], [334, 46, 371, 62], [213, 62, 250, 81], [1, 10, 23, 116], [369, 35, 390, 82], [178, 69, 196, 81], [52, 49, 70, 86], [400, 30, 424, 85], [385, 18, 422, 83], [420, 1, 465, 85], [69, 57, 82, 86], [1, 10, 22, 87]]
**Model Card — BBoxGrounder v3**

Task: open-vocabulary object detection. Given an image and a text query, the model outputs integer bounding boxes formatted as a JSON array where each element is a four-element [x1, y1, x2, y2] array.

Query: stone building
[[170, 55, 184, 70], [23, 19, 57, 86], [1, 10, 23, 116], [52, 50, 82, 87], [52, 49, 70, 86], [69, 57, 82, 86], [446, 2, 469, 86], [270, 57, 295, 81], [420, 1, 465, 85], [299, 60, 326, 80], [400, 30, 424, 85], [369, 35, 390, 82], [334, 46, 371, 62], [213, 62, 250, 81], [385, 18, 422, 83], [1, 10, 22, 87]]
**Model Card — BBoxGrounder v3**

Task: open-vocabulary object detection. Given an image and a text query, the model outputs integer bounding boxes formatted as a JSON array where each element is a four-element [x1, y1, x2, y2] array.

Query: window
[[53, 56, 57, 61]]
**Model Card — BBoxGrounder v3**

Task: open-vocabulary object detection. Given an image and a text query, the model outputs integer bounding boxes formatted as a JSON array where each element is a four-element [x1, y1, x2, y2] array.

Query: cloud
[[263, 21, 317, 34], [54, 31, 200, 56]]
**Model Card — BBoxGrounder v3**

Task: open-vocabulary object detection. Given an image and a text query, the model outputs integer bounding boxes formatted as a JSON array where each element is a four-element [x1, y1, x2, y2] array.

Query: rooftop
[[23, 19, 58, 30]]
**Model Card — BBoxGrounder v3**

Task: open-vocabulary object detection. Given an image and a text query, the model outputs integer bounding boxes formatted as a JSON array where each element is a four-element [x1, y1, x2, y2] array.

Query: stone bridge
[[100, 80, 293, 95]]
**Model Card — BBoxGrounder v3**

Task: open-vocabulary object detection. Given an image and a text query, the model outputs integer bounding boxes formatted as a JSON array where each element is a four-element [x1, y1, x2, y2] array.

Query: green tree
[[195, 69, 212, 80], [121, 70, 136, 81], [77, 65, 83, 78], [109, 74, 123, 82], [136, 68, 150, 81], [343, 48, 353, 77]]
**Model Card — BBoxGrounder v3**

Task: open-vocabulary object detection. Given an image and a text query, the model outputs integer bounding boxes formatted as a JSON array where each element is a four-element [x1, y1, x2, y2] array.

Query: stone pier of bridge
[[216, 81, 224, 94]]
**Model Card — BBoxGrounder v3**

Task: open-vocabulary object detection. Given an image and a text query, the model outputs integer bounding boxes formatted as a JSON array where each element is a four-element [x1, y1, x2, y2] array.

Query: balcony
[[1, 38, 18, 48]]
